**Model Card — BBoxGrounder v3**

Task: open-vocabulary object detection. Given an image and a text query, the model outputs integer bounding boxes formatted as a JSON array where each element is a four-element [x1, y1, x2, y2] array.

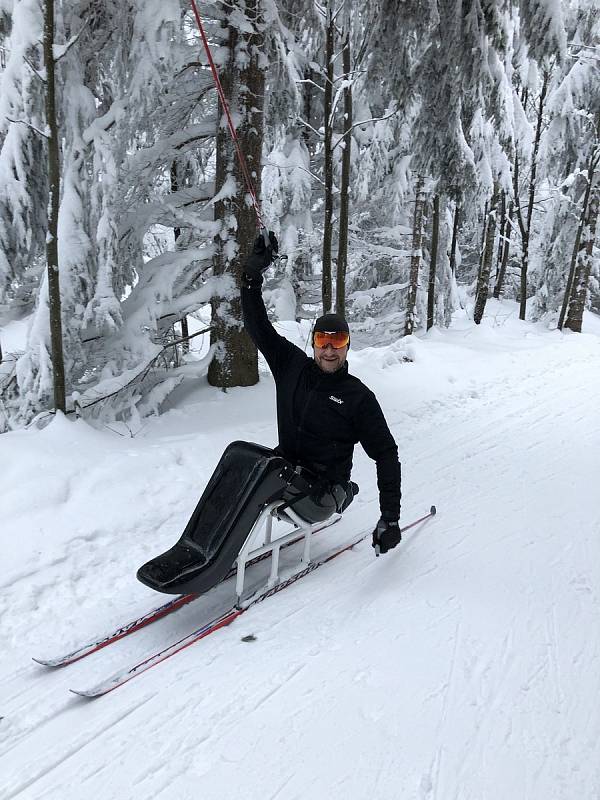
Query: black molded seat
[[136, 442, 356, 597], [137, 442, 288, 595]]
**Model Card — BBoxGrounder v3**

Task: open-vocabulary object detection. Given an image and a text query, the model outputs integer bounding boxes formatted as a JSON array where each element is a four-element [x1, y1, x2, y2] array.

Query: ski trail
[[0, 696, 154, 800], [423, 619, 462, 800], [265, 775, 294, 800], [1, 325, 600, 799]]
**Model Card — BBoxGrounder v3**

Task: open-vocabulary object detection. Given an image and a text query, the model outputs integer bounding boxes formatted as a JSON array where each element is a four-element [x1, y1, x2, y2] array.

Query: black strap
[[263, 463, 325, 516]]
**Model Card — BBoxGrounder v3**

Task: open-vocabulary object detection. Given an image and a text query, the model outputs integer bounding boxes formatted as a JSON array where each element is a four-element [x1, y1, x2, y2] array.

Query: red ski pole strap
[[188, 0, 265, 230]]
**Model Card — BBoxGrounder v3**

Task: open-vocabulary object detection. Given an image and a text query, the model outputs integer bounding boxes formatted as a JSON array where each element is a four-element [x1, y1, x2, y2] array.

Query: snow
[[0, 317, 29, 354], [1, 300, 600, 799]]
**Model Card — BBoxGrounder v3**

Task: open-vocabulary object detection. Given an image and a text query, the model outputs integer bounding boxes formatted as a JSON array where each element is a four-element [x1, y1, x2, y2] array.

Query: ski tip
[[430, 505, 437, 516], [32, 657, 60, 668], [69, 688, 103, 699]]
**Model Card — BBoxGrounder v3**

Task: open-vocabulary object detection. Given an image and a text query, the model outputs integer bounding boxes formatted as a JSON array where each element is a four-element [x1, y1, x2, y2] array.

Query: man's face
[[313, 340, 349, 373]]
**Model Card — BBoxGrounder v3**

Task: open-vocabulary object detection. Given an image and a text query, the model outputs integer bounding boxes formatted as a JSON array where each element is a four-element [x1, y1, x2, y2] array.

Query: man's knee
[[337, 481, 359, 513]]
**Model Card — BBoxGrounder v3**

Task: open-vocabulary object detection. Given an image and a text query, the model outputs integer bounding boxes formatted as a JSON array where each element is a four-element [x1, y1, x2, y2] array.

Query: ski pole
[[375, 505, 437, 557]]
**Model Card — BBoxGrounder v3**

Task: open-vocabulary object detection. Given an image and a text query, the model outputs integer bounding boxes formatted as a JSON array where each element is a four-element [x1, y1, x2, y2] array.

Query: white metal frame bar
[[234, 502, 341, 607]]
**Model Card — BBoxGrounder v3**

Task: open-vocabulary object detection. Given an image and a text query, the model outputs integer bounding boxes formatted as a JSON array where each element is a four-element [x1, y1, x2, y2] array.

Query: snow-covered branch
[[263, 160, 326, 188], [294, 78, 325, 93], [332, 109, 398, 151], [297, 117, 323, 140], [5, 117, 49, 139], [82, 99, 129, 145], [23, 55, 46, 83], [53, 21, 89, 63]]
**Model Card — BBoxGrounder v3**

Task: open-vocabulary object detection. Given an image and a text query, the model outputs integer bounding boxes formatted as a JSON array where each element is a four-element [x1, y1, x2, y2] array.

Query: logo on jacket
[[329, 395, 344, 404]]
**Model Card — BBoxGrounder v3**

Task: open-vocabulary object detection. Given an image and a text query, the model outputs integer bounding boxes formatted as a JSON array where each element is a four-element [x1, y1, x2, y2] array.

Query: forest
[[0, 0, 598, 432]]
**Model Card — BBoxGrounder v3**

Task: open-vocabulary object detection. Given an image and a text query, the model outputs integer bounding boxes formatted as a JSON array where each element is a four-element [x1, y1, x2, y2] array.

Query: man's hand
[[244, 231, 279, 278], [372, 518, 401, 554]]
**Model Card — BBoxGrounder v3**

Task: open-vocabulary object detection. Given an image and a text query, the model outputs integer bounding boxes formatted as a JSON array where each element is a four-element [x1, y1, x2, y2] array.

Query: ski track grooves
[[1, 331, 600, 799], [0, 696, 154, 800], [248, 663, 307, 715]]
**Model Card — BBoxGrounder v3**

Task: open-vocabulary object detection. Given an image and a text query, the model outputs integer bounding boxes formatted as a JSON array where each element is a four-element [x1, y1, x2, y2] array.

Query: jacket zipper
[[295, 372, 324, 454]]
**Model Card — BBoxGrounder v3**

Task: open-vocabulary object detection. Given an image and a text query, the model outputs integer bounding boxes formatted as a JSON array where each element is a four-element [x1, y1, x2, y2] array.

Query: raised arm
[[241, 273, 300, 377]]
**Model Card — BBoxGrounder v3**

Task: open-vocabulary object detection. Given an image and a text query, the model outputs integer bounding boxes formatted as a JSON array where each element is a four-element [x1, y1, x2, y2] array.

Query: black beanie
[[313, 313, 349, 334], [312, 313, 350, 348]]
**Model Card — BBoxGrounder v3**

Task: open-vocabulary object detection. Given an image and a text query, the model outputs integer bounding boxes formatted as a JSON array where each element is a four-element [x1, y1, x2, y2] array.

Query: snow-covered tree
[[0, 0, 47, 309], [1, 0, 598, 433]]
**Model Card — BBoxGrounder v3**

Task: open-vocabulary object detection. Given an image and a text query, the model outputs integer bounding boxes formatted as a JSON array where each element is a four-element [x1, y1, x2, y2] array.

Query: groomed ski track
[[1, 303, 599, 799]]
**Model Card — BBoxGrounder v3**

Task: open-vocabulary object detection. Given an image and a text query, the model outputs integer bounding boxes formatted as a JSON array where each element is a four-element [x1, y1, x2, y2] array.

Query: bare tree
[[493, 200, 514, 299], [495, 190, 506, 275], [513, 72, 549, 321], [44, 0, 66, 413], [426, 194, 440, 330], [335, 0, 352, 318], [473, 189, 499, 325], [170, 161, 189, 356], [563, 181, 600, 333], [405, 175, 425, 336], [321, 0, 335, 314], [449, 200, 460, 276], [559, 141, 600, 331], [477, 200, 489, 285]]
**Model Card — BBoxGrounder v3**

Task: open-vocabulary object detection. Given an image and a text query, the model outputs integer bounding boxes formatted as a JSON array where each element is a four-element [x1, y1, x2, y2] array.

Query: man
[[137, 232, 403, 597], [241, 233, 402, 555]]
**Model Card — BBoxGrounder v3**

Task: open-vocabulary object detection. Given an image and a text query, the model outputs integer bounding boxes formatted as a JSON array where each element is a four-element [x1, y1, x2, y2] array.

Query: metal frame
[[234, 502, 341, 607]]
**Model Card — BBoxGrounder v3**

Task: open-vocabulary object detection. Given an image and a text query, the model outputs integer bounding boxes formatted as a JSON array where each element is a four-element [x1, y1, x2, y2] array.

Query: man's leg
[[338, 481, 359, 513]]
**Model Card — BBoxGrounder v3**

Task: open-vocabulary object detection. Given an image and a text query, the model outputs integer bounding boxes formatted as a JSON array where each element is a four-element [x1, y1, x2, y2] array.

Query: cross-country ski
[[33, 517, 341, 668], [70, 509, 436, 698]]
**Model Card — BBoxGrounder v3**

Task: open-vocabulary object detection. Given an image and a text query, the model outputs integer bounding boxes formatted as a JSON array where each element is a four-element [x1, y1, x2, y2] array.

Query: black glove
[[244, 231, 279, 278], [372, 518, 401, 554]]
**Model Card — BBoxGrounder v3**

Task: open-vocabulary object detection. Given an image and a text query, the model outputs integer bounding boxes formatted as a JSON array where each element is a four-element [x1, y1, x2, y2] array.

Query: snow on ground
[[1, 299, 600, 799], [0, 317, 29, 355]]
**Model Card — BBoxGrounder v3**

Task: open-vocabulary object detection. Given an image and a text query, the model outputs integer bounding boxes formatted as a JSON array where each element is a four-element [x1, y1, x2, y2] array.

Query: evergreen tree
[[0, 0, 47, 309]]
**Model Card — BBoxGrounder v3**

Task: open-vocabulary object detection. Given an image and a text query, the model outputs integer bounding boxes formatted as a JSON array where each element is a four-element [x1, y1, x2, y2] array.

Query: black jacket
[[241, 275, 401, 521]]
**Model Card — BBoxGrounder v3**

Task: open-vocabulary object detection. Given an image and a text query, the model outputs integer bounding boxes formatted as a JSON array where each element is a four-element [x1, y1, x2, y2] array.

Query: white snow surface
[[1, 300, 600, 799], [0, 317, 29, 355]]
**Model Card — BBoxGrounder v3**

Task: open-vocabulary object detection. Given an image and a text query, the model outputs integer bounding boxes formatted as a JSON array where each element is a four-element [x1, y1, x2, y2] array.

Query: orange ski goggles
[[313, 330, 350, 349]]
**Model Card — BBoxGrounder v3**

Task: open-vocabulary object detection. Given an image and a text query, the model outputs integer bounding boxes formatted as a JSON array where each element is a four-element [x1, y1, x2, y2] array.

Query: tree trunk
[[335, 0, 352, 318], [477, 200, 489, 284], [208, 1, 264, 388], [559, 147, 598, 330], [170, 160, 189, 355], [180, 316, 189, 348], [558, 204, 588, 331], [449, 200, 460, 276], [473, 189, 499, 324], [495, 189, 506, 278], [493, 200, 513, 299], [404, 175, 425, 336], [302, 67, 313, 153], [321, 0, 334, 315], [44, 0, 66, 413], [564, 183, 600, 333], [427, 194, 440, 330], [515, 72, 548, 321]]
